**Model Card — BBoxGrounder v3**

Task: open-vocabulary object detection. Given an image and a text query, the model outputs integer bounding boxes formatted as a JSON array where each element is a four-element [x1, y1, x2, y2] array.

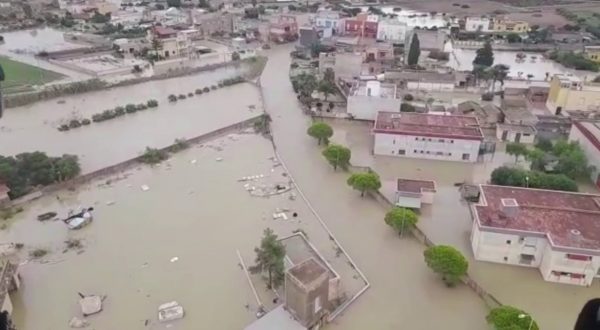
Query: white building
[[395, 178, 436, 209], [347, 81, 401, 120], [314, 10, 340, 34], [376, 19, 410, 43], [471, 184, 600, 286], [496, 123, 536, 144], [373, 112, 483, 162], [465, 16, 494, 32], [568, 121, 600, 186]]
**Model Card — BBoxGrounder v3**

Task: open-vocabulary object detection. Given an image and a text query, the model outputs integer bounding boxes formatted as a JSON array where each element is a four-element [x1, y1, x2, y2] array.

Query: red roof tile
[[397, 178, 436, 193], [374, 112, 484, 141], [474, 185, 600, 251]]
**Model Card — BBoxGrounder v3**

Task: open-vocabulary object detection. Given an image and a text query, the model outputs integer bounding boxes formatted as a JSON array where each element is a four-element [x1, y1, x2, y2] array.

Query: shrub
[[290, 62, 299, 69], [81, 118, 91, 125], [218, 82, 224, 88], [490, 166, 578, 192], [136, 103, 148, 110], [203, 87, 210, 93], [101, 109, 116, 120], [58, 124, 70, 131], [170, 138, 189, 152], [210, 85, 217, 90], [400, 103, 415, 112], [428, 50, 449, 61], [125, 104, 137, 113], [139, 147, 167, 164], [187, 92, 194, 97], [68, 119, 81, 129], [424, 245, 468, 286], [195, 89, 203, 95], [178, 94, 187, 99], [460, 4, 470, 8], [30, 248, 48, 258], [403, 94, 414, 101], [481, 92, 494, 101], [114, 106, 126, 116], [146, 99, 159, 107], [92, 114, 104, 122], [168, 94, 177, 102]]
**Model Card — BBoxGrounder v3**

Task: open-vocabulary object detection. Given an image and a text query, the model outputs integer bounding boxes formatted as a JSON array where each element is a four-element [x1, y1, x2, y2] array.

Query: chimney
[[569, 229, 582, 243], [500, 198, 519, 218]]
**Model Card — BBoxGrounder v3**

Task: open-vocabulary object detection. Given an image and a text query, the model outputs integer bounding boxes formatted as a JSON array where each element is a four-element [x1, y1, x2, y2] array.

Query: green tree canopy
[[254, 228, 286, 289], [322, 144, 351, 170], [307, 122, 333, 145], [423, 245, 468, 286], [347, 172, 381, 197], [317, 80, 336, 101], [473, 40, 494, 67], [551, 140, 594, 179], [490, 166, 578, 192], [487, 306, 539, 330], [505, 142, 528, 163], [384, 207, 418, 235], [166, 0, 181, 7], [323, 68, 335, 83], [490, 64, 510, 87], [291, 72, 317, 97], [534, 137, 553, 152], [407, 34, 421, 66]]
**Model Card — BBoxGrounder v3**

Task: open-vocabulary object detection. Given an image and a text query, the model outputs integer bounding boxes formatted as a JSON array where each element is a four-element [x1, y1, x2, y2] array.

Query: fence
[[10, 115, 263, 207]]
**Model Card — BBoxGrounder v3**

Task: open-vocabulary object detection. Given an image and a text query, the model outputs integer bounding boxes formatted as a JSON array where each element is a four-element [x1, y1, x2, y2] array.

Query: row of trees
[[290, 70, 337, 105], [0, 152, 81, 199], [167, 77, 245, 103]]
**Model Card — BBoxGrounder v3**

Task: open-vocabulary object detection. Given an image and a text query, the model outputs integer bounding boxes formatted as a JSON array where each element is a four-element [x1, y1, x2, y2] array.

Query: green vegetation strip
[[0, 56, 64, 93]]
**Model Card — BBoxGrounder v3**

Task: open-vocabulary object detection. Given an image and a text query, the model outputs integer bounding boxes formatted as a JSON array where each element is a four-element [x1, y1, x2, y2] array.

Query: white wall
[[472, 224, 547, 267], [496, 127, 536, 144], [540, 244, 600, 286], [569, 124, 600, 184], [465, 17, 492, 32], [347, 96, 401, 120], [376, 22, 409, 42], [406, 81, 454, 92], [373, 132, 481, 162]]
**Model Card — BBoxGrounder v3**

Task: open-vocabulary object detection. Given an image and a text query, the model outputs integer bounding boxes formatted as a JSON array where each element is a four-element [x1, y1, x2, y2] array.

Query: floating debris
[[170, 257, 179, 263], [68, 317, 89, 328], [78, 293, 105, 317], [158, 301, 185, 322], [216, 157, 223, 162], [37, 212, 57, 221], [141, 185, 150, 191]]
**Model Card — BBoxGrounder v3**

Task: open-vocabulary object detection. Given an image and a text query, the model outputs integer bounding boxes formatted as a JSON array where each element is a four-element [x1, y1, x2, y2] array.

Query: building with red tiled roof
[[471, 184, 600, 286], [395, 178, 436, 209], [373, 111, 483, 162]]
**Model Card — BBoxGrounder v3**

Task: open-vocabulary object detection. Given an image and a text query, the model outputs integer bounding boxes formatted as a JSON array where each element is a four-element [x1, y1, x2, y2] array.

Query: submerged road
[[259, 45, 488, 329]]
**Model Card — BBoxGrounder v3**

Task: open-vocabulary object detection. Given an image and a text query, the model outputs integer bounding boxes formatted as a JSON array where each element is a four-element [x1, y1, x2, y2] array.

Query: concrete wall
[[373, 132, 481, 162], [347, 96, 401, 120], [284, 271, 329, 327], [376, 22, 409, 42], [406, 81, 454, 92], [495, 127, 536, 144]]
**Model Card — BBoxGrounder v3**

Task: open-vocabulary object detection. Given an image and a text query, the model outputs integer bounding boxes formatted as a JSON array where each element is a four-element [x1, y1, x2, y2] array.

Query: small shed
[[395, 178, 436, 209]]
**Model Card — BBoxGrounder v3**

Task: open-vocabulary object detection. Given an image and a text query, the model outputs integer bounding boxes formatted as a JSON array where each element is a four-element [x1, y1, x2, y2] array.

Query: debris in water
[[106, 201, 115, 206], [190, 159, 197, 164], [158, 301, 185, 322], [63, 208, 93, 230], [215, 157, 223, 162], [78, 293, 105, 316], [68, 317, 89, 328], [141, 185, 150, 191], [170, 257, 179, 263], [37, 212, 57, 221]]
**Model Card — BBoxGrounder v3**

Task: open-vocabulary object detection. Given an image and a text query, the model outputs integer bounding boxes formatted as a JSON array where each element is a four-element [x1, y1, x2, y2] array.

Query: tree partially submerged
[[139, 147, 167, 164], [490, 166, 578, 192], [505, 142, 528, 163], [423, 245, 468, 287], [307, 122, 333, 145], [473, 40, 494, 67], [384, 207, 418, 235], [253, 228, 286, 289], [322, 144, 351, 170], [487, 306, 539, 330], [347, 172, 381, 197]]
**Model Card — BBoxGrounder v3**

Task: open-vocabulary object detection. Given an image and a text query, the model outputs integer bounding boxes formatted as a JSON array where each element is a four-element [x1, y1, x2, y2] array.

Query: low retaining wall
[[10, 115, 263, 207], [348, 163, 502, 309]]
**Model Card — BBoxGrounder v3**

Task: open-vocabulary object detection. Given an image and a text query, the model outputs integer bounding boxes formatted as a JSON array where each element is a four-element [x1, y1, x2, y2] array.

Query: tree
[[91, 11, 110, 24], [254, 228, 286, 289], [384, 207, 418, 235], [506, 33, 521, 43], [473, 40, 494, 67], [490, 64, 510, 90], [407, 34, 420, 66], [535, 137, 553, 152], [490, 167, 578, 192], [291, 73, 317, 97], [552, 140, 595, 179], [317, 80, 336, 101], [487, 306, 539, 330], [400, 103, 416, 112], [505, 142, 528, 163], [322, 144, 351, 170], [166, 0, 181, 7], [525, 148, 545, 171], [231, 51, 240, 61], [323, 68, 335, 83], [307, 122, 333, 145], [139, 147, 167, 164], [423, 245, 468, 287], [347, 172, 381, 197]]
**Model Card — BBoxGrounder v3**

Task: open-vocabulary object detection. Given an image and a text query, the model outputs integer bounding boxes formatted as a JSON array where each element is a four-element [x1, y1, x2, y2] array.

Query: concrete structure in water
[[285, 258, 330, 328], [568, 121, 600, 187], [546, 74, 600, 114], [395, 178, 436, 209], [471, 185, 600, 286], [372, 112, 483, 162], [347, 81, 401, 120]]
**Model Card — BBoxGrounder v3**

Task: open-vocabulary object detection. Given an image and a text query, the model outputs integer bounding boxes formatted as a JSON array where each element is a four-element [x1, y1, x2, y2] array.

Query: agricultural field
[[0, 56, 64, 93]]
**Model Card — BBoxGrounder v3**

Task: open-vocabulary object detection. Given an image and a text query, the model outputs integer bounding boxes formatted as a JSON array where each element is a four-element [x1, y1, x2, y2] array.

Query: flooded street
[[0, 65, 260, 173]]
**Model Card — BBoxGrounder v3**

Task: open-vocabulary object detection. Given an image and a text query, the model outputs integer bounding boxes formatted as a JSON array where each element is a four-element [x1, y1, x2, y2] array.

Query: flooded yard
[[327, 119, 600, 330], [0, 65, 260, 173], [448, 48, 595, 81], [3, 133, 363, 329]]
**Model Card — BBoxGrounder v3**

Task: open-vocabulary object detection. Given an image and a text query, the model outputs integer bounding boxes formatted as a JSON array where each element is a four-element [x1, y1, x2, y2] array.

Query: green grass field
[[0, 56, 64, 93]]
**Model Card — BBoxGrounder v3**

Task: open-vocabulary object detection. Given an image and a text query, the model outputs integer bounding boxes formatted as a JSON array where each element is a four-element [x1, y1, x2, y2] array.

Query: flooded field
[[326, 120, 600, 330], [3, 133, 365, 329], [0, 65, 260, 173], [448, 48, 595, 81]]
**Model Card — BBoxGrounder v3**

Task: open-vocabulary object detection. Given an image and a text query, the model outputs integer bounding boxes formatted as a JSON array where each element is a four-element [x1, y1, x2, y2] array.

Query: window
[[523, 133, 531, 137], [438, 139, 444, 143], [414, 137, 419, 141], [462, 153, 470, 161], [566, 254, 592, 261], [420, 150, 424, 153], [503, 257, 508, 261], [426, 151, 430, 154], [428, 138, 432, 142], [413, 149, 418, 153], [398, 149, 406, 155], [450, 140, 454, 143], [506, 240, 512, 244], [436, 151, 443, 156]]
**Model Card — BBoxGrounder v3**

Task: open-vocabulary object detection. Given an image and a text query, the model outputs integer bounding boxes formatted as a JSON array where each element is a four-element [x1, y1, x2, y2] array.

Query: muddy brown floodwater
[[0, 64, 260, 173]]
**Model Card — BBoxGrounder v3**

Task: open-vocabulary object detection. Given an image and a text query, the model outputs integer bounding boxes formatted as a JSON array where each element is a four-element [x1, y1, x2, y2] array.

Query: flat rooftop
[[474, 185, 600, 251], [288, 258, 328, 286], [351, 81, 397, 99], [374, 112, 484, 141], [244, 305, 306, 330], [397, 178, 436, 193]]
